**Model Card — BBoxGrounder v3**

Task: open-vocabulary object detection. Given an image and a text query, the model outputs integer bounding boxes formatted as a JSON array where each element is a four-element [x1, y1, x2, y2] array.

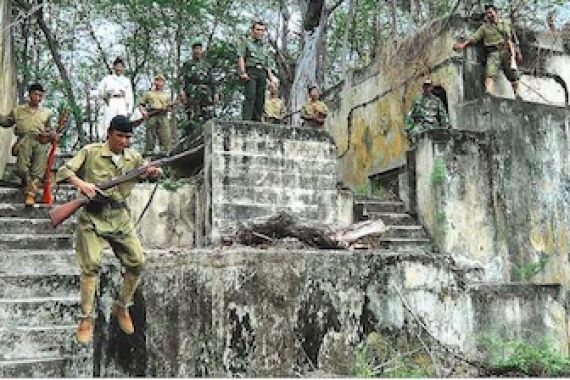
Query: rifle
[[48, 143, 204, 228], [130, 103, 177, 128], [42, 109, 69, 205]]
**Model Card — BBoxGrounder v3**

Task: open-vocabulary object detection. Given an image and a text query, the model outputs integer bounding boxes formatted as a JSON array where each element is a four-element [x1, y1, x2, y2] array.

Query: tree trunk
[[14, 0, 86, 144], [290, 0, 327, 127], [0, 0, 17, 178]]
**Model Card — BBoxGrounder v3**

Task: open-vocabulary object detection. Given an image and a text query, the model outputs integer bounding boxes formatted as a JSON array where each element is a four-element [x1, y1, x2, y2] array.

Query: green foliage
[[430, 157, 446, 184], [351, 332, 435, 378], [479, 334, 570, 376], [435, 209, 446, 225], [160, 177, 183, 191], [356, 183, 369, 196], [513, 253, 550, 281]]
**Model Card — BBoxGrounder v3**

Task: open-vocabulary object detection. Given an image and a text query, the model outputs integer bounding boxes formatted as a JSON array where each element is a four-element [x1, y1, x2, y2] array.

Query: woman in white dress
[[97, 57, 133, 140]]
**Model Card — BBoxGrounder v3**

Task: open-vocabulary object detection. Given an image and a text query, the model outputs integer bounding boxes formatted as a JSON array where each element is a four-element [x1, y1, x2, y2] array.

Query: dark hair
[[113, 57, 125, 66], [28, 83, 44, 93], [252, 21, 266, 29], [484, 4, 497, 12], [307, 85, 319, 93]]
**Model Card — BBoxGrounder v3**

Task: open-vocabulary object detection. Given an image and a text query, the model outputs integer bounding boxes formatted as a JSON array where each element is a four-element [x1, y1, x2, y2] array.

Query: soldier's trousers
[[75, 208, 145, 277], [486, 49, 519, 82], [145, 116, 171, 154], [242, 66, 267, 121], [15, 135, 49, 183]]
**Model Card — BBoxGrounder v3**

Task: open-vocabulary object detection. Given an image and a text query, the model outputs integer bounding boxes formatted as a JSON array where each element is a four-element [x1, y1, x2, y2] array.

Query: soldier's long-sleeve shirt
[[0, 104, 52, 135], [56, 142, 144, 203]]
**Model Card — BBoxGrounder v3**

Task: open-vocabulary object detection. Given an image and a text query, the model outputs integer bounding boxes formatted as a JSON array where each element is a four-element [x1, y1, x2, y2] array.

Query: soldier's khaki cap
[[191, 40, 203, 48], [154, 73, 166, 81]]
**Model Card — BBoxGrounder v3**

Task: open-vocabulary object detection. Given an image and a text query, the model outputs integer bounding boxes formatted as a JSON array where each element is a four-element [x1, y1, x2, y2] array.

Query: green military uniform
[[301, 100, 328, 128], [405, 93, 450, 138], [181, 57, 216, 132], [264, 97, 285, 124], [469, 20, 519, 82], [140, 90, 171, 154], [237, 35, 272, 121], [0, 104, 52, 194]]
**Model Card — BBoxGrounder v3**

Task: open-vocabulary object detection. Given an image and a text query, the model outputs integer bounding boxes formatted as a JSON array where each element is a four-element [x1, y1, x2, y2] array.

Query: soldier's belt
[[485, 44, 507, 52]]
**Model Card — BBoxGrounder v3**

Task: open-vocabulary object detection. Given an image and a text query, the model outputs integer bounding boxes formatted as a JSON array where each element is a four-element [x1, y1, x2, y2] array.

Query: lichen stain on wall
[[337, 93, 409, 188]]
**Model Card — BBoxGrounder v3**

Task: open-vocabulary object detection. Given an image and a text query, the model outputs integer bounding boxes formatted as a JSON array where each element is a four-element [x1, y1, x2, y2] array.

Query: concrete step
[[0, 217, 74, 235], [0, 274, 78, 299], [359, 200, 406, 213], [376, 237, 432, 251], [0, 325, 90, 361], [0, 234, 73, 251], [0, 185, 76, 205], [383, 225, 427, 239], [0, 297, 78, 328], [0, 203, 53, 219], [365, 212, 417, 226], [0, 355, 92, 377], [0, 250, 77, 276]]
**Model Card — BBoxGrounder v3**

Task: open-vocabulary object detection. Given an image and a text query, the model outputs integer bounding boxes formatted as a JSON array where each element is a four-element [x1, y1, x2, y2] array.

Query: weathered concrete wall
[[204, 121, 353, 244], [128, 181, 205, 249], [416, 99, 570, 284], [0, 0, 16, 178], [95, 249, 566, 377], [415, 129, 506, 281]]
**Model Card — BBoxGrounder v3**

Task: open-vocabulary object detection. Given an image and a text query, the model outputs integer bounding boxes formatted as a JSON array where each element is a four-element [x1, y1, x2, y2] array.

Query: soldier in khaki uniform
[[56, 115, 162, 344], [237, 21, 276, 121], [139, 74, 171, 154], [180, 40, 218, 134], [263, 81, 285, 124], [0, 83, 53, 206], [453, 4, 521, 96], [300, 86, 328, 128]]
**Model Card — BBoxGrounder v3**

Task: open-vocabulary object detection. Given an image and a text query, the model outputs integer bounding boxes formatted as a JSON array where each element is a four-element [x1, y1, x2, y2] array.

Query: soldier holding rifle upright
[[55, 115, 162, 345], [0, 83, 53, 206]]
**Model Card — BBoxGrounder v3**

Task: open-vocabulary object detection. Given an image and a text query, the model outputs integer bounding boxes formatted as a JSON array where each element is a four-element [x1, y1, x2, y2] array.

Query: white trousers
[[98, 98, 130, 140]]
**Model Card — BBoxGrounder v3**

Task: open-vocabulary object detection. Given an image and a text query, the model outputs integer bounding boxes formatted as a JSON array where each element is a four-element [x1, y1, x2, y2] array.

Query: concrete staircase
[[354, 196, 435, 252], [0, 185, 92, 377]]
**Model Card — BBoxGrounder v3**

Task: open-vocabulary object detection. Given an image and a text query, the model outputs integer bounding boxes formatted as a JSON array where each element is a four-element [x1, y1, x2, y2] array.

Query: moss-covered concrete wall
[[416, 100, 570, 286], [0, 0, 16, 178]]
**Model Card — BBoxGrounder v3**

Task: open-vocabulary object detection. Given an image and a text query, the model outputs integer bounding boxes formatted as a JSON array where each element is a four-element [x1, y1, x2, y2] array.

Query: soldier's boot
[[112, 272, 141, 335], [24, 179, 39, 206], [76, 274, 98, 345]]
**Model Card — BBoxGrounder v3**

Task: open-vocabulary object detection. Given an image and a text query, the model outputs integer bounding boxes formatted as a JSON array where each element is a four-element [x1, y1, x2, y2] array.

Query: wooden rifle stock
[[49, 143, 204, 227], [42, 109, 69, 205]]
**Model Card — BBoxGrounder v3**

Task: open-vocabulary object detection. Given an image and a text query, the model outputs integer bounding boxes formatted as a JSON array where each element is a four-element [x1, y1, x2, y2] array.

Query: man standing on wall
[[237, 21, 276, 121], [0, 83, 53, 206], [56, 115, 162, 344], [404, 78, 449, 217], [139, 74, 172, 155], [97, 58, 134, 141], [453, 4, 521, 97], [300, 86, 328, 128], [180, 40, 218, 135]]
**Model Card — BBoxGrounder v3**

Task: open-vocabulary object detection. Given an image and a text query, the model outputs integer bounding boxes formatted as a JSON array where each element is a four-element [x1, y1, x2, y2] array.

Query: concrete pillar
[[0, 0, 16, 178]]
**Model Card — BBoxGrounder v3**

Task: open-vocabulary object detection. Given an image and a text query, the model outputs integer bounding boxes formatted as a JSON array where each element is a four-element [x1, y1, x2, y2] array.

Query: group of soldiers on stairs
[[0, 3, 527, 347]]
